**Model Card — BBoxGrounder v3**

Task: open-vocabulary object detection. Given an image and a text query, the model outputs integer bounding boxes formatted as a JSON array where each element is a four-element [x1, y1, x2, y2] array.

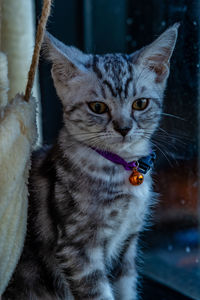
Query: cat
[[3, 23, 179, 300]]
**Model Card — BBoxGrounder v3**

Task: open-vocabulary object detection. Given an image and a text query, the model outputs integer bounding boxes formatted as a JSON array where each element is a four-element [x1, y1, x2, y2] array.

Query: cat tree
[[0, 0, 52, 294]]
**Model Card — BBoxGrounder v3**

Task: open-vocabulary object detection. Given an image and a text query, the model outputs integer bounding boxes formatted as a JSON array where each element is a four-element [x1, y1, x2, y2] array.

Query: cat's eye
[[88, 102, 108, 114], [132, 98, 149, 110]]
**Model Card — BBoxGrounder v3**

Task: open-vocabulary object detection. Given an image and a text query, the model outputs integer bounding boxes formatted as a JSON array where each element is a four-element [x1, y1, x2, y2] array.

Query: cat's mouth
[[106, 135, 138, 144]]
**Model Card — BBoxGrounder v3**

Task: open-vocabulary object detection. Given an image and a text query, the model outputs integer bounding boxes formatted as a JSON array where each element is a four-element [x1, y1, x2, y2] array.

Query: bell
[[129, 168, 144, 186]]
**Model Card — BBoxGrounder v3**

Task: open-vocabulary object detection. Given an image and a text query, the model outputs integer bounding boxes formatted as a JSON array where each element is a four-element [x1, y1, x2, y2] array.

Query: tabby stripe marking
[[124, 77, 133, 99], [103, 80, 117, 97]]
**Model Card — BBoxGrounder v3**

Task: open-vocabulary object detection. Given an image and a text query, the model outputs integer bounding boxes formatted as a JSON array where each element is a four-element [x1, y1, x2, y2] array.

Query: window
[[126, 1, 200, 299], [36, 0, 200, 298]]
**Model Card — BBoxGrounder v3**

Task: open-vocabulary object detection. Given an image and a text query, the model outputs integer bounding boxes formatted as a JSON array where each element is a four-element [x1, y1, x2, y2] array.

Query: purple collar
[[91, 148, 156, 174], [92, 148, 137, 171]]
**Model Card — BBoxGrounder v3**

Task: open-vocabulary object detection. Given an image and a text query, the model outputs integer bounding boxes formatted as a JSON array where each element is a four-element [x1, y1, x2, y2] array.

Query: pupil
[[95, 103, 101, 112], [138, 100, 144, 108]]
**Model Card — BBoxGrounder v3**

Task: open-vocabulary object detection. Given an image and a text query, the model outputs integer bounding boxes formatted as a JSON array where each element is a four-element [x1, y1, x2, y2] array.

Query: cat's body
[[3, 24, 178, 300]]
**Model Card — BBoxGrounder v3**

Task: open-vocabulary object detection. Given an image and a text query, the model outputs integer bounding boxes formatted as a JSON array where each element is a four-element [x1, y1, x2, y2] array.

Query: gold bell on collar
[[129, 168, 144, 186]]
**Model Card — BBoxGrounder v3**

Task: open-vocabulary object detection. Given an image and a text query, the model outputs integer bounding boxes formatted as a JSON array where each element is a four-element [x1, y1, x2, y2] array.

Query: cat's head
[[44, 24, 178, 156]]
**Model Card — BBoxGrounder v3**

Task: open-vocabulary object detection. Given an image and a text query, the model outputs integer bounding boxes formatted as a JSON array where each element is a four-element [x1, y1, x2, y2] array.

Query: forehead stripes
[[91, 54, 134, 100]]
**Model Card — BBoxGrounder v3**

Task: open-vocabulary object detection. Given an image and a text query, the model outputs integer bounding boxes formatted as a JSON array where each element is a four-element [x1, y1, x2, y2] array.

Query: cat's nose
[[116, 127, 132, 136], [113, 121, 132, 136]]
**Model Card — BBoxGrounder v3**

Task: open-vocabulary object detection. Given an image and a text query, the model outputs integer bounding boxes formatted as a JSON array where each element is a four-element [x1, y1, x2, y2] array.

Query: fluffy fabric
[[0, 0, 41, 292], [1, 0, 38, 100], [0, 94, 37, 295]]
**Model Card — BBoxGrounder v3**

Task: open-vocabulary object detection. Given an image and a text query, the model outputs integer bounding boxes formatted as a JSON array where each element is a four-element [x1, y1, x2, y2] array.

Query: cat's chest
[[102, 177, 151, 264], [98, 171, 152, 248], [75, 165, 151, 226], [60, 157, 152, 240]]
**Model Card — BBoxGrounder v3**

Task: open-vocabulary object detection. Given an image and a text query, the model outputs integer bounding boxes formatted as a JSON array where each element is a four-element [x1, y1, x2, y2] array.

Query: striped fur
[[3, 25, 178, 300]]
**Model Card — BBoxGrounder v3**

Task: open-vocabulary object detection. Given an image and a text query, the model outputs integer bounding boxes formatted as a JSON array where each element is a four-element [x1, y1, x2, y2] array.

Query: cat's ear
[[130, 23, 179, 83], [43, 32, 89, 83]]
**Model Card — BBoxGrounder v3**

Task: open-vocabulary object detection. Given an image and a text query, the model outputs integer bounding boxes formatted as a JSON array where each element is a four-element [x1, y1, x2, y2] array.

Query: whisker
[[158, 127, 190, 140], [150, 141, 174, 167], [161, 112, 185, 121], [152, 137, 178, 151], [153, 133, 186, 146], [142, 134, 175, 166]]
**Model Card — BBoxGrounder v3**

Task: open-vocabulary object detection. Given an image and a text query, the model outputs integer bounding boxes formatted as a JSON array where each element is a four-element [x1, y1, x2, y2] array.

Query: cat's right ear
[[130, 23, 179, 83], [43, 32, 88, 84]]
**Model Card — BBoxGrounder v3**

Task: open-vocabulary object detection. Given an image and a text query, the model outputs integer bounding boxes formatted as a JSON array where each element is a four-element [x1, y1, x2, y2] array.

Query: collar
[[91, 147, 156, 185], [92, 148, 156, 174]]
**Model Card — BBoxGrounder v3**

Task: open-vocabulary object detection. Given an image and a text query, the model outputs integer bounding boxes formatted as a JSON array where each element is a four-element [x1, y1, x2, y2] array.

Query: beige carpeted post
[[0, 26, 37, 295], [0, 93, 37, 295], [0, 0, 52, 294], [1, 0, 38, 100], [0, 48, 37, 296]]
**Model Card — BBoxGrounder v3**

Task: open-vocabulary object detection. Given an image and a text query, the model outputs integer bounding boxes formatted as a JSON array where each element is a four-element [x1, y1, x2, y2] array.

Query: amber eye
[[88, 102, 108, 114], [132, 98, 149, 110]]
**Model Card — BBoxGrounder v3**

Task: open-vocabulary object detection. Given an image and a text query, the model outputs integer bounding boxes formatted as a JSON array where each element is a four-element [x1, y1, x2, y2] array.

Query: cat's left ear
[[130, 23, 179, 83]]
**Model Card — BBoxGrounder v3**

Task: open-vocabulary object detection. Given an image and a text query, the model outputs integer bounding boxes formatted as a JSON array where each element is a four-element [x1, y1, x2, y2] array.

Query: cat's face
[[44, 24, 178, 155]]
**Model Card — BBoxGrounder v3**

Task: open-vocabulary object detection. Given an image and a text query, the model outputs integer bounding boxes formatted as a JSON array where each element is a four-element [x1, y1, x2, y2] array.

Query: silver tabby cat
[[3, 24, 178, 300]]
